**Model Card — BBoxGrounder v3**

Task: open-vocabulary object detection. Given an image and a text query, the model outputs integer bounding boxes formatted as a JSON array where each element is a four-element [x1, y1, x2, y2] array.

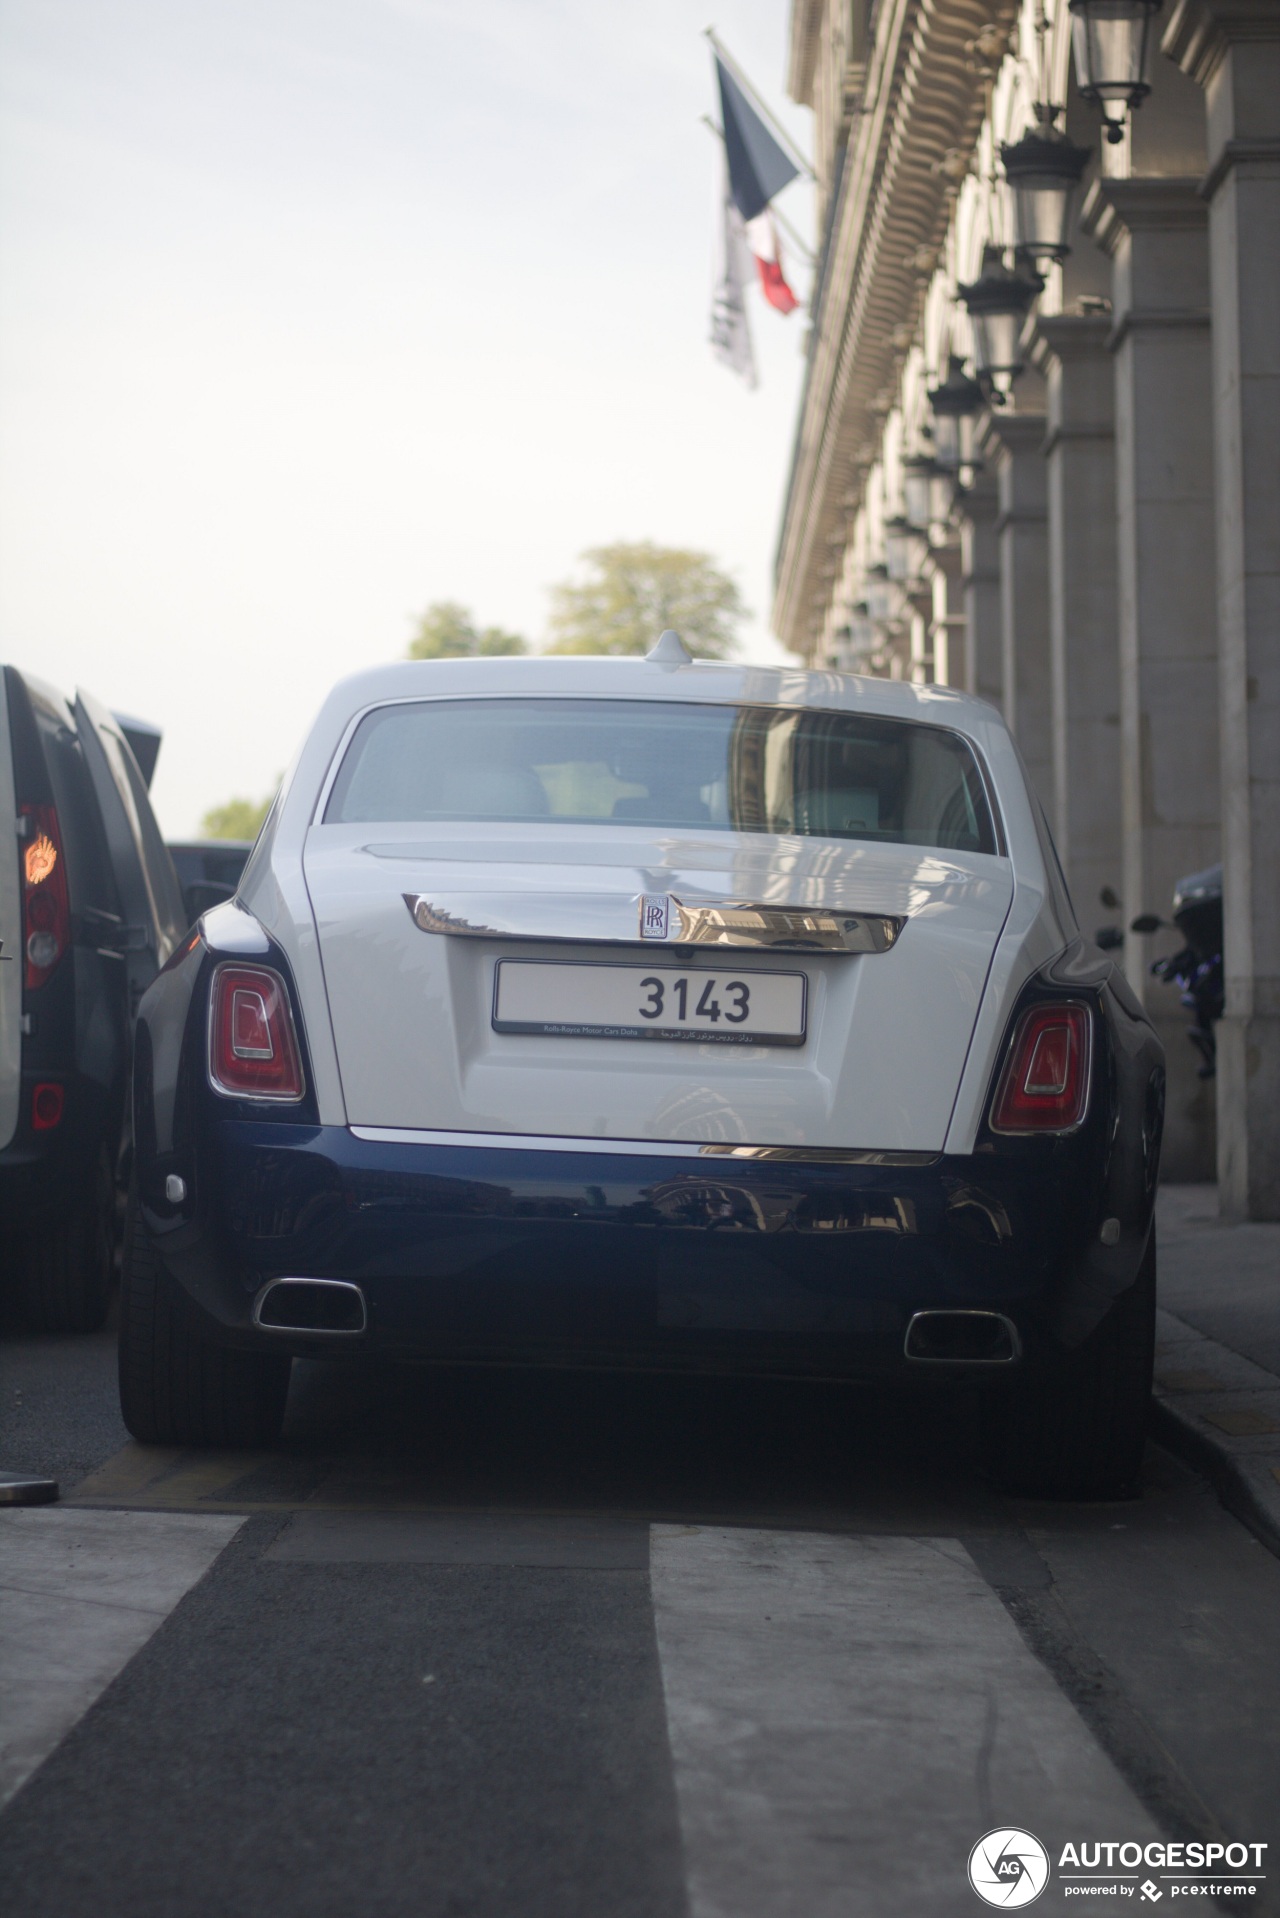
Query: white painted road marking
[[651, 1526, 1155, 1917], [0, 1507, 242, 1807]]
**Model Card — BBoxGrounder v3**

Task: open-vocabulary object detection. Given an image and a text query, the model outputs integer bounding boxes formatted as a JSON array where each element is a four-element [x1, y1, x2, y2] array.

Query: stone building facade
[[774, 0, 1278, 1215]]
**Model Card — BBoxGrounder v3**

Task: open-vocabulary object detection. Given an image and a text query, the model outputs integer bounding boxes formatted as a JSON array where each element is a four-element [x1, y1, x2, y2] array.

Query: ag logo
[[968, 1828, 1050, 1907]]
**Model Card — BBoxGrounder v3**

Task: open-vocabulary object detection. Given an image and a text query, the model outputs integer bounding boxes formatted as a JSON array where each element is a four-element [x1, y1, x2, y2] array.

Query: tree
[[543, 542, 748, 659], [200, 792, 275, 840], [408, 600, 527, 659]]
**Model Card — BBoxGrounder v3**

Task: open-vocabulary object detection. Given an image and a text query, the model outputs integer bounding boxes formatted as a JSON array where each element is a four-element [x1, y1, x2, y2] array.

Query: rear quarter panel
[[943, 718, 1077, 1154]]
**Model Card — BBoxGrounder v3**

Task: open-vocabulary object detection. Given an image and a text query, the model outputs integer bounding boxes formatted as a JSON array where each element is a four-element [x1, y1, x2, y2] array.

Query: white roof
[[306, 652, 1004, 743]]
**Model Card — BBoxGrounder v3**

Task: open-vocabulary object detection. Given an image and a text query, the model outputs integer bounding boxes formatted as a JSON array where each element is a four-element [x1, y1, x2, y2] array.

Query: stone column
[[959, 475, 1002, 710], [980, 410, 1053, 817], [1165, 0, 1280, 1219], [1082, 177, 1219, 1181], [1031, 314, 1124, 926], [929, 542, 966, 690]]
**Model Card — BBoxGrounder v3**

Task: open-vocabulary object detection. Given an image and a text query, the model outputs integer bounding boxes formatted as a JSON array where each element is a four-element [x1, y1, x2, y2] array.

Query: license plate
[[492, 959, 806, 1046]]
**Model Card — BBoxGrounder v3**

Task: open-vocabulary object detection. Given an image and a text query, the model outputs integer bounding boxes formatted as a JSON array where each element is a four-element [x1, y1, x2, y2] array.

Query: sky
[[0, 0, 815, 837]]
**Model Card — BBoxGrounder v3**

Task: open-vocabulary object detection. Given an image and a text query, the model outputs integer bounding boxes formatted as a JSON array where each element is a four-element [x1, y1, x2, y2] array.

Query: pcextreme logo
[[968, 1829, 1051, 1907]]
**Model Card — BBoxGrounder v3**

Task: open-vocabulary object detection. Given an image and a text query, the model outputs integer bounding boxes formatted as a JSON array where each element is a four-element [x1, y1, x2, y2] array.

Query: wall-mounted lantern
[[1068, 0, 1164, 145], [927, 356, 985, 476], [902, 456, 940, 532], [862, 564, 901, 632], [958, 246, 1044, 402], [1001, 110, 1092, 264], [884, 516, 930, 585], [832, 610, 877, 667]]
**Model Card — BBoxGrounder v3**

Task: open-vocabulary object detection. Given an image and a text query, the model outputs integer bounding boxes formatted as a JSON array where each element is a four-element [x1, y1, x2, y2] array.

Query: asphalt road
[[1, 1309, 1278, 1917]]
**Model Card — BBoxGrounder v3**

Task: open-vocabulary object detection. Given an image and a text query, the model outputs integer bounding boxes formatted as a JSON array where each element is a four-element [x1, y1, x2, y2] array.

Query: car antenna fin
[[646, 630, 694, 666]]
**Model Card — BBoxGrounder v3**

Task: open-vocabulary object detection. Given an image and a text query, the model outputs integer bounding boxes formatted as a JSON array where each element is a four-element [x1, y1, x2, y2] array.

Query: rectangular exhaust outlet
[[903, 1310, 1020, 1365], [254, 1278, 367, 1335]]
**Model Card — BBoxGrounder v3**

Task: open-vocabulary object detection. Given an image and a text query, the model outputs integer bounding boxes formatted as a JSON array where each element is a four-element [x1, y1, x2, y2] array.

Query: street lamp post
[[957, 246, 1044, 402], [1068, 0, 1164, 145]]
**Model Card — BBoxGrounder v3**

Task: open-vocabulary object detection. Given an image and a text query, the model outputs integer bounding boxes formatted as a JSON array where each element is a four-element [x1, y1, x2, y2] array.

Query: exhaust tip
[[904, 1309, 1021, 1365], [254, 1277, 367, 1336]]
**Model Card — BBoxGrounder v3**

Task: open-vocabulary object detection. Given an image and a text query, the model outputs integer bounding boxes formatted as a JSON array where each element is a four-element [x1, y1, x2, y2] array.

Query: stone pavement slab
[[1154, 1186, 1280, 1553]]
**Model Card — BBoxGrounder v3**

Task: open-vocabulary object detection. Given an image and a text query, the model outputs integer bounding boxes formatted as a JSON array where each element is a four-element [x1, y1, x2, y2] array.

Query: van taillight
[[208, 963, 305, 1101], [32, 1082, 65, 1130], [990, 1003, 1091, 1134], [21, 804, 70, 991]]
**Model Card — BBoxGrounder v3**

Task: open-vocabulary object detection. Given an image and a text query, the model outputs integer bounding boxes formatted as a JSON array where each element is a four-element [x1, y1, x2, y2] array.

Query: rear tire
[[118, 1193, 290, 1447], [22, 1143, 116, 1334], [980, 1233, 1155, 1500]]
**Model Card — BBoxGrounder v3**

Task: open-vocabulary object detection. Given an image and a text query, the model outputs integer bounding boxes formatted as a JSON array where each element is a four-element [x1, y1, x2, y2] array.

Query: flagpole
[[700, 117, 816, 266], [703, 26, 817, 183]]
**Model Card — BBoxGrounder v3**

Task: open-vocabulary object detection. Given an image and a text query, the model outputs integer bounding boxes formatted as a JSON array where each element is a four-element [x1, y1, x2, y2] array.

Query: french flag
[[715, 54, 800, 316], [744, 213, 799, 313]]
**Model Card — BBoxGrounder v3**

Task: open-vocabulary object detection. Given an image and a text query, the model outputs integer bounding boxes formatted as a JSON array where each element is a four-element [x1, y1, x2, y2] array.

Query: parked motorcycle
[[1101, 864, 1224, 1078]]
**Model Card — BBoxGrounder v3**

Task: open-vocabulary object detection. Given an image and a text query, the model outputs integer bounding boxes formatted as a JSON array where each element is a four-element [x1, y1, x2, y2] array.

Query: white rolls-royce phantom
[[120, 638, 1165, 1498]]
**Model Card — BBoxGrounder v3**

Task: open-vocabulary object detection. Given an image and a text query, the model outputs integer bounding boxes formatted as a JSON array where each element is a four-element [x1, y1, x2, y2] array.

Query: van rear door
[[73, 690, 186, 1015], [0, 671, 22, 1150]]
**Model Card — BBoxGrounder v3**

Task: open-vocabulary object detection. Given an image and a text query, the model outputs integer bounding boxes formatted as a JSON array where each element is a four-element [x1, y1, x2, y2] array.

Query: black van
[[0, 668, 186, 1331]]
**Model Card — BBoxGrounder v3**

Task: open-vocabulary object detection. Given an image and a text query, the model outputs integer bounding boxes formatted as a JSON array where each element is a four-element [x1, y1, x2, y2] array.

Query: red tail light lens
[[32, 1082, 65, 1130], [209, 963, 305, 1101], [990, 1003, 1091, 1134], [21, 804, 70, 990]]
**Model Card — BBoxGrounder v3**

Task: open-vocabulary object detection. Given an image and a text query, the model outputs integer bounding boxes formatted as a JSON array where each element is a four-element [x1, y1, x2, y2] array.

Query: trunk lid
[[303, 822, 1013, 1152]]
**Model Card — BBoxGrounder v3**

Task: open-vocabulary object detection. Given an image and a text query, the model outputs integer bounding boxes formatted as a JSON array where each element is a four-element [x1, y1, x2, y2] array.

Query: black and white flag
[[710, 155, 757, 389]]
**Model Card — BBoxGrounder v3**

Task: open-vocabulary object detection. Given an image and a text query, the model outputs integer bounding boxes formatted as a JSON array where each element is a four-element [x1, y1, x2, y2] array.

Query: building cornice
[[787, 0, 824, 106], [1079, 176, 1208, 255], [1028, 312, 1113, 366], [978, 410, 1046, 461], [1107, 307, 1211, 352], [1198, 138, 1280, 202], [772, 0, 1017, 658], [1042, 421, 1114, 455], [1163, 0, 1280, 89]]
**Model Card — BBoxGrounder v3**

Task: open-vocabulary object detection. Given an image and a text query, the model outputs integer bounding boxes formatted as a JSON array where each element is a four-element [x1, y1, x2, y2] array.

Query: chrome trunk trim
[[404, 892, 904, 954]]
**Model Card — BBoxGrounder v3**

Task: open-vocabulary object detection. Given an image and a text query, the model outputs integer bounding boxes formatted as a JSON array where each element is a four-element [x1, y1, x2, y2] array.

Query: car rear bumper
[[144, 1121, 1155, 1381]]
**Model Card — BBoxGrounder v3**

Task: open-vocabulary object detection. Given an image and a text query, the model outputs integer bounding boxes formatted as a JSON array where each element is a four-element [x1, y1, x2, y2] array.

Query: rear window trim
[[310, 692, 1008, 858]]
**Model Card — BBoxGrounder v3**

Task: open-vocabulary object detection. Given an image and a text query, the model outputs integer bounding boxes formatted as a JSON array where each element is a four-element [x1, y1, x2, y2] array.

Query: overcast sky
[[0, 0, 814, 836]]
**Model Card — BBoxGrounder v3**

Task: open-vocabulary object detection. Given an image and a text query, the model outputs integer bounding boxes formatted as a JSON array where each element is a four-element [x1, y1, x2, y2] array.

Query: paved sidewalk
[[1154, 1184, 1280, 1552]]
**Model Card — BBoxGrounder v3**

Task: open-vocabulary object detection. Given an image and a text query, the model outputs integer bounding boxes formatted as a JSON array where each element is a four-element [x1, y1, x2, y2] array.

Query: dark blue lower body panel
[[148, 1123, 1151, 1380]]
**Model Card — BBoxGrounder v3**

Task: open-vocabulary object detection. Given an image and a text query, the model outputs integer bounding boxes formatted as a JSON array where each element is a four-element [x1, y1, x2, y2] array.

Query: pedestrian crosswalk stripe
[[0, 1508, 242, 1808], [650, 1526, 1156, 1917]]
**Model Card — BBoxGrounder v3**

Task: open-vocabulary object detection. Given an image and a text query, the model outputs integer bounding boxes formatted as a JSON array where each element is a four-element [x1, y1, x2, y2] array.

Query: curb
[[1149, 1307, 1280, 1560]]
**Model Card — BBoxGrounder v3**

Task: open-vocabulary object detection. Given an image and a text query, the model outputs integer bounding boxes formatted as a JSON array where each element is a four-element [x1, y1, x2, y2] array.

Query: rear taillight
[[990, 1003, 1091, 1134], [208, 963, 305, 1101], [21, 804, 70, 991], [32, 1082, 65, 1130]]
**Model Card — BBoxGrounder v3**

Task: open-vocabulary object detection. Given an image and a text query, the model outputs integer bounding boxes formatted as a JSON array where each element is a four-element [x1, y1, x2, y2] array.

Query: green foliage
[[408, 600, 527, 659], [543, 542, 747, 659], [199, 792, 275, 841]]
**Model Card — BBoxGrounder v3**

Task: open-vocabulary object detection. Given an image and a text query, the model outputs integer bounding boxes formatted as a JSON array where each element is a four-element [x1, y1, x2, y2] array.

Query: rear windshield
[[324, 698, 998, 856]]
